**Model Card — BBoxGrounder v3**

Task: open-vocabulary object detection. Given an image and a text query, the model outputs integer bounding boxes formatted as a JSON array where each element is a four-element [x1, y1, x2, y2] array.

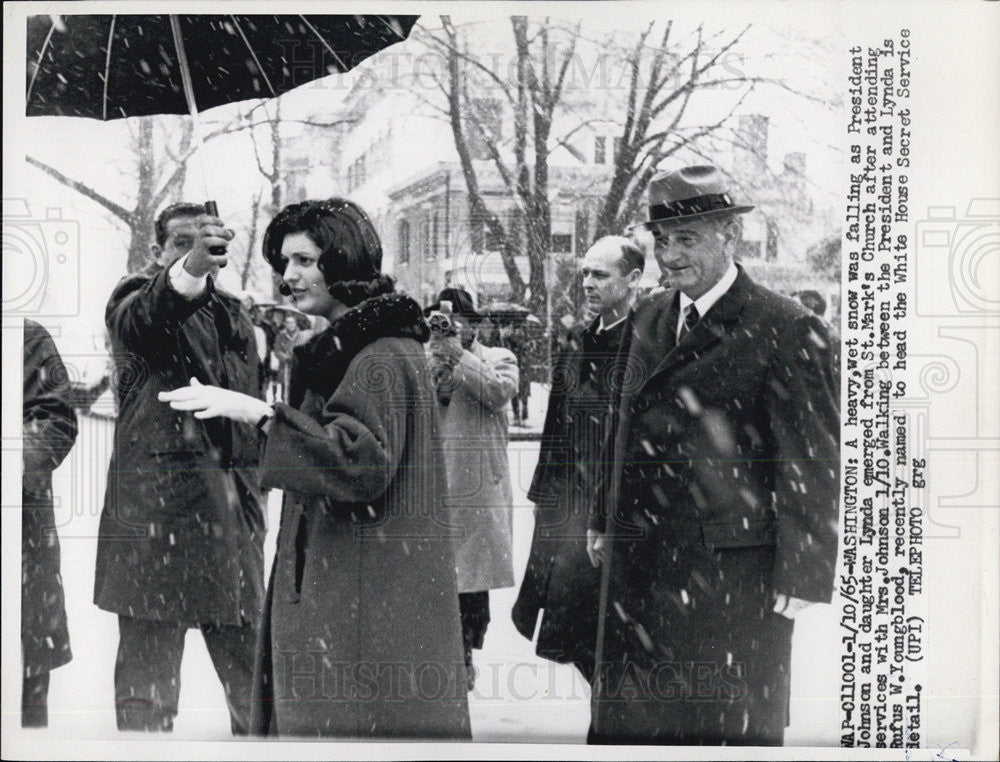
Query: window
[[398, 220, 410, 264], [765, 219, 779, 261], [551, 233, 573, 254], [594, 136, 607, 164], [355, 155, 367, 188], [420, 218, 431, 259], [471, 215, 485, 254], [347, 156, 367, 192], [574, 209, 590, 254], [429, 213, 439, 260]]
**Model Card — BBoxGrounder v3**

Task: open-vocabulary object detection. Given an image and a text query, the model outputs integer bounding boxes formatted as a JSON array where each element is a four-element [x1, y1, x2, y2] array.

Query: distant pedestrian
[[795, 288, 827, 318], [271, 313, 302, 400]]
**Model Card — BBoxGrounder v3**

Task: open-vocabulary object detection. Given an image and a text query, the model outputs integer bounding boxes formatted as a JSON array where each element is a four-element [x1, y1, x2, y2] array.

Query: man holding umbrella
[[95, 203, 266, 733]]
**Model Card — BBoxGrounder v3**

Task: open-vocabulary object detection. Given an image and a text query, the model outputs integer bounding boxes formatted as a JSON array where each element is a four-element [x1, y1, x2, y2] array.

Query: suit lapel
[[648, 267, 751, 381], [628, 291, 679, 391], [610, 292, 675, 470]]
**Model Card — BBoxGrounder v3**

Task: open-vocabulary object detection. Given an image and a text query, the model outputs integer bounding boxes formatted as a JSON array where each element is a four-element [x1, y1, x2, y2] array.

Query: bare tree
[[242, 98, 355, 294], [590, 23, 759, 238], [421, 16, 581, 315], [242, 187, 267, 290], [28, 116, 195, 272], [27, 102, 353, 274], [415, 18, 835, 315]]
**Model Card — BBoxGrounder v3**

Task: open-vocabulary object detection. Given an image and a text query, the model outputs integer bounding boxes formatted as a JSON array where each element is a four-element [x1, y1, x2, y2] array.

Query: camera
[[428, 300, 458, 338], [3, 198, 81, 317], [913, 198, 999, 316]]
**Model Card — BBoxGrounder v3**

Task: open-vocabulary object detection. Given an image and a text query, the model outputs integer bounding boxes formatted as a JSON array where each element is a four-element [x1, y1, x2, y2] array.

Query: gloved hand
[[158, 377, 271, 425]]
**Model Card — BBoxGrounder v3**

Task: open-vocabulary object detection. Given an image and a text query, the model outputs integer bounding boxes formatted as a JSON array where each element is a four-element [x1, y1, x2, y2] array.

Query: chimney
[[734, 114, 769, 180]]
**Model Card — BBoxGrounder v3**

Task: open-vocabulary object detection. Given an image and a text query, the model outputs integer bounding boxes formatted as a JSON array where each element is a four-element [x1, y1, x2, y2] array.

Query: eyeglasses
[[649, 228, 712, 247]]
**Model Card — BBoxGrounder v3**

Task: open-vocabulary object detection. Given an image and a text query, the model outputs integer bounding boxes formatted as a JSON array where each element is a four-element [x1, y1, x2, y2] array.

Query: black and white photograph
[[3, 1, 997, 758]]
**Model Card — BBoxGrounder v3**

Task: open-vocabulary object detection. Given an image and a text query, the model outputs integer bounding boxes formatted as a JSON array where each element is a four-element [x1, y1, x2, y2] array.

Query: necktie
[[679, 303, 699, 341]]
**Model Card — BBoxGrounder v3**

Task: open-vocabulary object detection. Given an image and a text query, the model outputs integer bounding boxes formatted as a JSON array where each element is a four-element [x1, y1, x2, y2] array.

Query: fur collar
[[290, 293, 429, 404]]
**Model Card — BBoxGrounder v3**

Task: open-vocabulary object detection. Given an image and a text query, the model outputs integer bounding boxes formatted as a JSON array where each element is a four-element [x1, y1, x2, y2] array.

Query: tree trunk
[[126, 118, 158, 272]]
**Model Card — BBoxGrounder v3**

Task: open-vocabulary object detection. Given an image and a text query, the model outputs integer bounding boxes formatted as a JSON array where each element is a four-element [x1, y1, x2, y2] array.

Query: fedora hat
[[424, 287, 481, 322], [640, 165, 754, 229]]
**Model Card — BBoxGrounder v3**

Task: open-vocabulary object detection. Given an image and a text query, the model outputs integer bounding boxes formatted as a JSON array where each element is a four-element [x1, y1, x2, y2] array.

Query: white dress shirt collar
[[677, 261, 738, 337], [597, 313, 628, 334]]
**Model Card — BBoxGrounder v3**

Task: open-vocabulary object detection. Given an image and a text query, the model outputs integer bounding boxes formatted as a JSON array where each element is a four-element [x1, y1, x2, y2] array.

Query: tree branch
[[26, 155, 133, 224]]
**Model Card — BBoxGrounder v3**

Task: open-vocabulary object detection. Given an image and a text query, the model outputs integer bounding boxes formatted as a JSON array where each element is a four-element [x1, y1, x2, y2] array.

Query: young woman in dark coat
[[160, 199, 471, 739]]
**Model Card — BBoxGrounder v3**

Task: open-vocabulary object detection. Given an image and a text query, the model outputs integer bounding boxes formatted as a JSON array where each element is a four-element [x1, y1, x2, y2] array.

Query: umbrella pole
[[169, 15, 226, 261]]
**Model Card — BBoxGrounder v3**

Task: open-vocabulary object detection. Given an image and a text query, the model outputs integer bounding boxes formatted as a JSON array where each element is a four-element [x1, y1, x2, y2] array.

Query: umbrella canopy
[[261, 304, 311, 330], [482, 301, 538, 324], [26, 14, 418, 120]]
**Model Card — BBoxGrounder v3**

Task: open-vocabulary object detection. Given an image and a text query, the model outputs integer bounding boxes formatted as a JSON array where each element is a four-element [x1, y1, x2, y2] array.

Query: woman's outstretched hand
[[159, 377, 271, 425]]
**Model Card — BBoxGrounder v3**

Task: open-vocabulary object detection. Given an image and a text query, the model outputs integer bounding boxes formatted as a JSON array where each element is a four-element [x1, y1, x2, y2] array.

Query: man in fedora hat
[[426, 287, 518, 690], [586, 165, 840, 745]]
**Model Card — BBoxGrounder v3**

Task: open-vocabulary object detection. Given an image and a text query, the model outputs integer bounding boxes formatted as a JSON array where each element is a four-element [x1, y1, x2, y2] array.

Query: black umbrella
[[25, 13, 418, 257], [26, 14, 418, 120]]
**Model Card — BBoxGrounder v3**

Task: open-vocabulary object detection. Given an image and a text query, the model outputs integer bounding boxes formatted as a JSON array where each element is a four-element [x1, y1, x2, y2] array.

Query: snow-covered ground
[[12, 387, 841, 748]]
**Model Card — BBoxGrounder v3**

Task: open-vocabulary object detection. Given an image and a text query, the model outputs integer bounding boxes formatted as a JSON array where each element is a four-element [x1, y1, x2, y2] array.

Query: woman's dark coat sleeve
[[260, 343, 403, 503]]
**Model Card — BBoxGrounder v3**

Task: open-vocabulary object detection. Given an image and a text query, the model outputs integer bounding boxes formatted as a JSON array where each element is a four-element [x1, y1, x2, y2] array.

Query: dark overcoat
[[22, 320, 78, 677], [589, 267, 840, 745], [94, 267, 265, 626], [512, 317, 627, 678], [250, 294, 471, 739]]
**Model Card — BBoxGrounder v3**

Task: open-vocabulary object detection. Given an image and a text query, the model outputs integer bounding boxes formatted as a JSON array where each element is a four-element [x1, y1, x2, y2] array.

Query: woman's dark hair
[[262, 198, 394, 307]]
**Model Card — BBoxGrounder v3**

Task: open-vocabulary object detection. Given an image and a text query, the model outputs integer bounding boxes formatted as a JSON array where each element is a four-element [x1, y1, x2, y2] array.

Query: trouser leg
[[458, 591, 490, 692], [459, 590, 491, 651], [21, 671, 50, 728], [200, 621, 258, 736], [114, 616, 186, 732]]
